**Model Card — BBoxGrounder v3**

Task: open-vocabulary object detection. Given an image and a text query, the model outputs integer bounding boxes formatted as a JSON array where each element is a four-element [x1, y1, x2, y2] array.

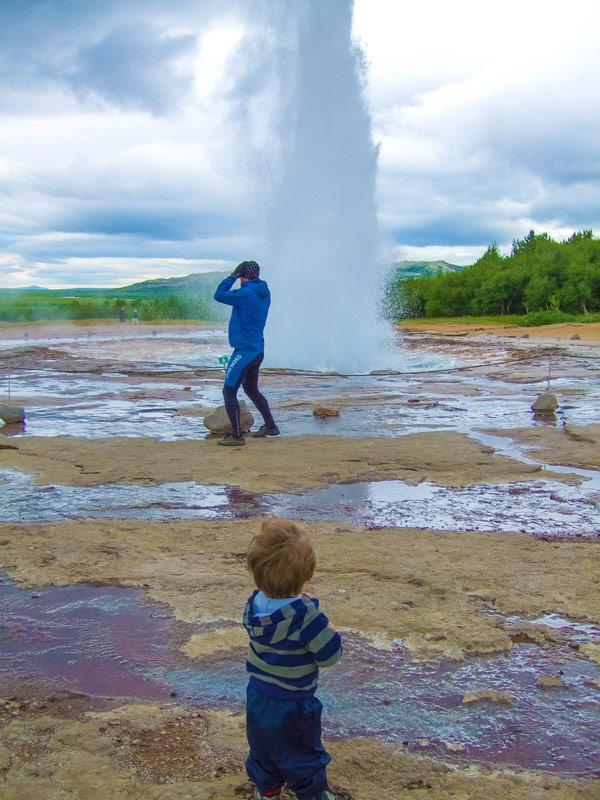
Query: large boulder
[[203, 402, 254, 434], [0, 405, 25, 424]]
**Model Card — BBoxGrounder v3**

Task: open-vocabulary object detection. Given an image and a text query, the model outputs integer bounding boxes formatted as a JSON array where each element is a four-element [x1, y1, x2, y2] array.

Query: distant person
[[214, 260, 279, 446], [119, 307, 125, 324], [132, 308, 139, 325], [244, 517, 342, 800]]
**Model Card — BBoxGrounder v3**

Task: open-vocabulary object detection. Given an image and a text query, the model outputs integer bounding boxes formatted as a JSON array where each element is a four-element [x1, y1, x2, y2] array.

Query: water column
[[262, 0, 382, 373]]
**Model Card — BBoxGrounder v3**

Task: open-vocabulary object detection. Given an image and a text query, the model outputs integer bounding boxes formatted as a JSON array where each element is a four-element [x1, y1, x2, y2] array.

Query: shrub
[[522, 309, 576, 327]]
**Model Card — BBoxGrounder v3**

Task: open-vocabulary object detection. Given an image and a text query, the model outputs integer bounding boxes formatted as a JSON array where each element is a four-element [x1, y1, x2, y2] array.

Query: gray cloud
[[0, 0, 240, 113], [64, 25, 198, 115], [57, 202, 244, 240], [1, 0, 599, 288]]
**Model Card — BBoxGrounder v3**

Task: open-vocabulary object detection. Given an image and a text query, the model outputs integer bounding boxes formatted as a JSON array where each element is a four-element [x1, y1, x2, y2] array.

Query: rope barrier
[[0, 348, 598, 382]]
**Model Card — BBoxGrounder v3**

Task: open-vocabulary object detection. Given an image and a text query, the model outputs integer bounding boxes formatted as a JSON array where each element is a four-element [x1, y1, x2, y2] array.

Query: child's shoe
[[313, 792, 336, 800], [252, 789, 281, 800]]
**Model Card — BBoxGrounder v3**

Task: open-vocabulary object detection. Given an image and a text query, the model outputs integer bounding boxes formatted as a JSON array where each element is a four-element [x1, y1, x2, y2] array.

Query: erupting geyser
[[261, 0, 385, 373]]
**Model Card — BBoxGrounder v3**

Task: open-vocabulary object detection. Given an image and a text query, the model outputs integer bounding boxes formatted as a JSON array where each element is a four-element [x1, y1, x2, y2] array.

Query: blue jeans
[[245, 685, 330, 800]]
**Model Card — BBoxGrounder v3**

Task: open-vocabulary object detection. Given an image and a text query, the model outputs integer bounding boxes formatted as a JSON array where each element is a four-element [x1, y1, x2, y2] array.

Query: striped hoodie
[[243, 590, 342, 699]]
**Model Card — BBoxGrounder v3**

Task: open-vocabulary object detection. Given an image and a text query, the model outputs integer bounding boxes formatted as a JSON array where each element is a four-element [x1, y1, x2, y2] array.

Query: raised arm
[[214, 275, 254, 308]]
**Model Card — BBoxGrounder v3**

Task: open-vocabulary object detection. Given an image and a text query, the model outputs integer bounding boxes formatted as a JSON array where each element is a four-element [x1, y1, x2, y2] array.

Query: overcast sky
[[1, 0, 599, 289]]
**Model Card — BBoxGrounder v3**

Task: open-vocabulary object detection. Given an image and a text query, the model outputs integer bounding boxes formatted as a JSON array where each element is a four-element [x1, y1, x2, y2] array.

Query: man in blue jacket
[[214, 260, 279, 446]]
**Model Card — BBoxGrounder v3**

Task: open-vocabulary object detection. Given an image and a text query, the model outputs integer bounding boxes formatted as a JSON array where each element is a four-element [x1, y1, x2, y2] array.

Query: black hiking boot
[[252, 424, 280, 437], [217, 434, 245, 446]]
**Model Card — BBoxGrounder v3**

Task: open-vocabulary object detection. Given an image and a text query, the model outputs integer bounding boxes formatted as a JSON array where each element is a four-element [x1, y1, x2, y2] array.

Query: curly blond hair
[[247, 517, 316, 598]]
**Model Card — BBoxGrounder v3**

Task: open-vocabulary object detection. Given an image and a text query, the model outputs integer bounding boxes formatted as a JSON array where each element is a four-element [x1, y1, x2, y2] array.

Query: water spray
[[261, 0, 384, 373]]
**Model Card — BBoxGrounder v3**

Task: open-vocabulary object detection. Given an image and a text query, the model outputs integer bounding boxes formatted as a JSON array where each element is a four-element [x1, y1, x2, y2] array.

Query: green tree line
[[387, 230, 600, 324]]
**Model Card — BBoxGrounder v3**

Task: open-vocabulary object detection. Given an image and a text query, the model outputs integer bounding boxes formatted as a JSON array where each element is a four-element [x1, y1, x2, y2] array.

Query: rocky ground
[[1, 321, 600, 799]]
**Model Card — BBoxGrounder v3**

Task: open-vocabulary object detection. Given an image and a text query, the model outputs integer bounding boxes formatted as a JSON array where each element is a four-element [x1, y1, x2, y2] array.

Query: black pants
[[222, 352, 275, 437]]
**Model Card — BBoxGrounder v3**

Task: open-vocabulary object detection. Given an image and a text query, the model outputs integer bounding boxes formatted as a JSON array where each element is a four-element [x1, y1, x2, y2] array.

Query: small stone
[[369, 369, 401, 375], [0, 404, 25, 424], [531, 393, 558, 414], [443, 741, 465, 752], [312, 406, 340, 417], [462, 690, 514, 705], [520, 333, 529, 338], [537, 674, 565, 689], [416, 737, 431, 747], [570, 332, 581, 340], [382, 698, 392, 706], [424, 632, 446, 642]]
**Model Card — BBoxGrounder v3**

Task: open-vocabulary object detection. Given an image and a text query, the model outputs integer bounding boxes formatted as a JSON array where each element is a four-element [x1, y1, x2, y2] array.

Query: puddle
[[1, 574, 599, 775], [2, 468, 598, 536], [0, 575, 175, 700], [522, 614, 600, 642]]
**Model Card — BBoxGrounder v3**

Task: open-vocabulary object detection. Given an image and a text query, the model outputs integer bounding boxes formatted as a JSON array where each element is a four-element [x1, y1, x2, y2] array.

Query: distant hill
[[393, 260, 465, 280], [0, 271, 231, 297], [51, 270, 231, 299], [102, 271, 231, 299], [1, 284, 50, 292]]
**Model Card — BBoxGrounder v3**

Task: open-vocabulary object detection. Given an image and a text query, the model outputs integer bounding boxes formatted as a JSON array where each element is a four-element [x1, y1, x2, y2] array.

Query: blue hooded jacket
[[214, 275, 271, 352]]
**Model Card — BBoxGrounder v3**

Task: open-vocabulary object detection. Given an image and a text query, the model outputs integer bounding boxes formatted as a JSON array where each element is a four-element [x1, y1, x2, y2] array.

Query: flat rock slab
[[0, 699, 598, 800], [484, 423, 600, 471], [0, 431, 574, 492]]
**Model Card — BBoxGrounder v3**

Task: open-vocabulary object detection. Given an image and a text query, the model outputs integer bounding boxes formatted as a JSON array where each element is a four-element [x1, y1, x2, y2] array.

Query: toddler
[[243, 517, 342, 800]]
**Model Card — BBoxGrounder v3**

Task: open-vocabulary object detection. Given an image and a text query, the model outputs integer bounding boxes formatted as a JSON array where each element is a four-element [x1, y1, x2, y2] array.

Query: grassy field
[[0, 280, 228, 325]]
